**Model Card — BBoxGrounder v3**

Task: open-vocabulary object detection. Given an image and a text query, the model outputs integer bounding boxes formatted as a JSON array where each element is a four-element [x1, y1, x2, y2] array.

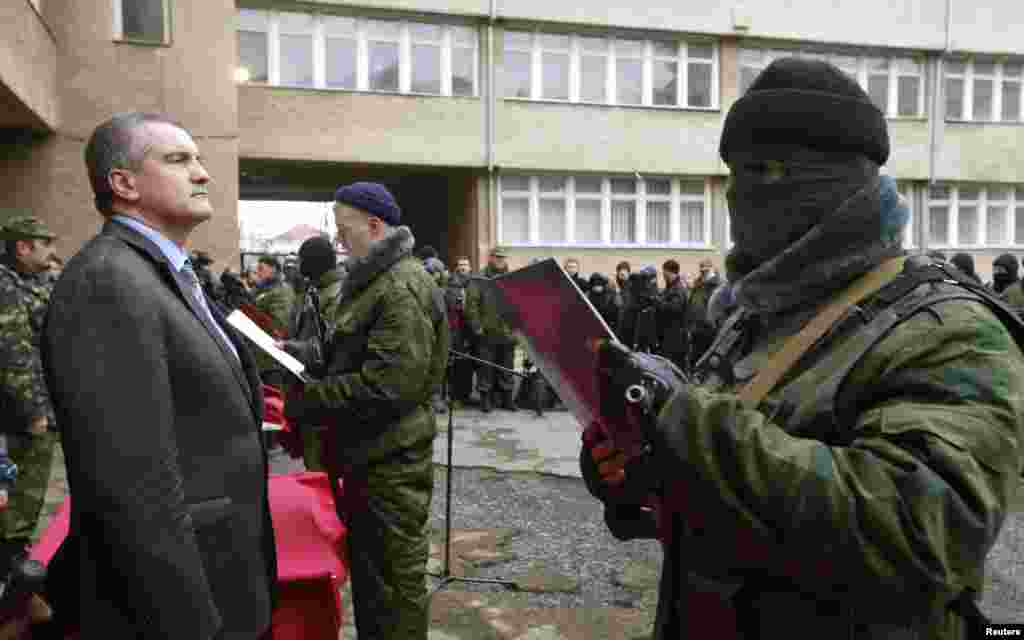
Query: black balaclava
[[951, 252, 981, 283], [993, 253, 1020, 293], [726, 149, 879, 275]]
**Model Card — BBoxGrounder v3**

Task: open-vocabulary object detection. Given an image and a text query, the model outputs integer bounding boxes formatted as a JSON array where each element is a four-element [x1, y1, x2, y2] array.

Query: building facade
[[3, 0, 1024, 282]]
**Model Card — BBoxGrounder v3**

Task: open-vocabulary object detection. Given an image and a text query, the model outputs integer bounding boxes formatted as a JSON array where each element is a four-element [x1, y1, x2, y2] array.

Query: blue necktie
[[182, 260, 239, 362]]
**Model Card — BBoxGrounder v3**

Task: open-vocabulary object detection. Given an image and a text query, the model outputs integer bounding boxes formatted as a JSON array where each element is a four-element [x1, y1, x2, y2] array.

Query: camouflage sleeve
[[651, 300, 1024, 614], [463, 283, 482, 336], [0, 285, 52, 429], [304, 284, 437, 424], [255, 286, 294, 332]]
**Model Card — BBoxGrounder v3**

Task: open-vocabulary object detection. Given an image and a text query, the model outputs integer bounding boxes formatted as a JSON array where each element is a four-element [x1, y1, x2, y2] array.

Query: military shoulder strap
[[737, 256, 907, 410]]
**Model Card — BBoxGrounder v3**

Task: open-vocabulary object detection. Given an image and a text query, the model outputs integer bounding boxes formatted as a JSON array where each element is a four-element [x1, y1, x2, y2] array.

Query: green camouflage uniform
[[0, 217, 58, 545], [637, 178, 1024, 639], [464, 264, 518, 405], [251, 274, 295, 384], [285, 227, 448, 640], [1000, 279, 1024, 317]]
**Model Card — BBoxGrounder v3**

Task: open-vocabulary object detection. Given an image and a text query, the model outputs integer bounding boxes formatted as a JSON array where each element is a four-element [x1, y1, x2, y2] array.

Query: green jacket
[[1001, 279, 1024, 317], [650, 265, 1024, 639], [251, 276, 295, 373], [287, 227, 449, 466], [0, 260, 55, 431], [464, 265, 515, 342]]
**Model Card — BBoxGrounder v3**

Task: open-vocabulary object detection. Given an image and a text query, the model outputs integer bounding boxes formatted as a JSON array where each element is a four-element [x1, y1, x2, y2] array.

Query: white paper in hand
[[226, 310, 309, 381]]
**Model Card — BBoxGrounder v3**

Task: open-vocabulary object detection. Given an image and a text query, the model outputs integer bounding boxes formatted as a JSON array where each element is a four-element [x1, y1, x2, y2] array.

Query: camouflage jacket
[[649, 258, 1024, 639], [0, 260, 55, 432], [686, 273, 720, 333], [286, 227, 449, 466], [1000, 279, 1024, 317], [464, 265, 515, 342], [251, 276, 296, 373]]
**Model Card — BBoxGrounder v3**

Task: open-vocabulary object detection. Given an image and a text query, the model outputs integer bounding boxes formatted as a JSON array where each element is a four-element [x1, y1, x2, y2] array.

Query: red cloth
[[263, 383, 292, 434], [31, 472, 348, 640]]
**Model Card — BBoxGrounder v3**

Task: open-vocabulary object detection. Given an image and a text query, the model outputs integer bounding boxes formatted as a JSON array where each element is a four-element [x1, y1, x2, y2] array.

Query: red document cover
[[480, 258, 619, 431]]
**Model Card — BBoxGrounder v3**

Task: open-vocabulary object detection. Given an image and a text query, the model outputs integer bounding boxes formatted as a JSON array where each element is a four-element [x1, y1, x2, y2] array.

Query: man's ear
[[109, 169, 141, 204]]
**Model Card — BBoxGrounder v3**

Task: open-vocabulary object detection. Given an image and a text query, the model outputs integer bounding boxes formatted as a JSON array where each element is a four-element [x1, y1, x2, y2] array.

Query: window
[[234, 11, 478, 97], [944, 58, 1024, 123], [499, 175, 711, 247], [926, 183, 1024, 247], [540, 34, 570, 100], [115, 0, 170, 44], [324, 16, 357, 89], [504, 30, 718, 109], [279, 13, 315, 88], [897, 182, 917, 248], [739, 48, 926, 118], [238, 10, 269, 84]]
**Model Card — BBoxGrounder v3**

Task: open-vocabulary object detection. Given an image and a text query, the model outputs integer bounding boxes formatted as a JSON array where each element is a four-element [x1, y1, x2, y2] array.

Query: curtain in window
[[539, 199, 566, 243], [646, 201, 670, 243], [575, 200, 602, 243], [502, 198, 530, 243], [680, 201, 703, 243], [611, 201, 636, 243]]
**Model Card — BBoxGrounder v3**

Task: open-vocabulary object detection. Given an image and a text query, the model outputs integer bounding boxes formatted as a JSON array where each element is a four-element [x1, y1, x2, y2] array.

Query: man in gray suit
[[41, 112, 276, 639]]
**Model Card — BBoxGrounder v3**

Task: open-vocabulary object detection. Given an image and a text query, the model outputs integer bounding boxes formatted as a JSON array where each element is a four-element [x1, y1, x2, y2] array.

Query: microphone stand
[[429, 349, 531, 596]]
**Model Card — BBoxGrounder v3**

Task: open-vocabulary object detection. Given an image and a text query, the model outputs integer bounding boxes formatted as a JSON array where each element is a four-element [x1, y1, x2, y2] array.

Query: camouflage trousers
[[341, 443, 434, 640], [475, 338, 517, 395], [1, 431, 56, 543]]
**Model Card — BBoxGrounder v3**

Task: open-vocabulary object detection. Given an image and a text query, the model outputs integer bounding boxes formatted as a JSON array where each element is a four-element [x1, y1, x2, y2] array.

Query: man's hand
[[27, 417, 47, 436], [597, 340, 687, 430], [590, 442, 626, 487]]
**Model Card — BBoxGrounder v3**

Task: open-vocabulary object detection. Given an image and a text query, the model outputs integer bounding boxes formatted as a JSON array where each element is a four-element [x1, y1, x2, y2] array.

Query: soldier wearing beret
[[0, 215, 59, 564], [582, 57, 1024, 638]]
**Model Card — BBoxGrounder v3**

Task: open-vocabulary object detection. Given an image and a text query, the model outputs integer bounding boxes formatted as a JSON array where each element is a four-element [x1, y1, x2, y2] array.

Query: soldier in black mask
[[617, 266, 660, 352], [586, 272, 621, 337], [991, 253, 1019, 294]]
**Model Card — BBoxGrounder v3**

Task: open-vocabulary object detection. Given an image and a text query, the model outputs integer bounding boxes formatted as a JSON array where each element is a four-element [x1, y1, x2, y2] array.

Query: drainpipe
[[928, 0, 953, 188], [486, 0, 498, 259]]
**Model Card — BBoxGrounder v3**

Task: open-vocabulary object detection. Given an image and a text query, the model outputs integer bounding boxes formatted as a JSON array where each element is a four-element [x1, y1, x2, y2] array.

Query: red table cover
[[30, 471, 348, 640]]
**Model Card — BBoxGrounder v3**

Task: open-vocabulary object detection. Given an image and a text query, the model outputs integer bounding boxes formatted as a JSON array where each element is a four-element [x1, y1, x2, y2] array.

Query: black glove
[[598, 340, 688, 433], [279, 338, 325, 377]]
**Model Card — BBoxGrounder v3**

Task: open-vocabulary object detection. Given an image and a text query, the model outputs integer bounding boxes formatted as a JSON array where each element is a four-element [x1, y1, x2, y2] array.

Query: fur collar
[[341, 226, 415, 298]]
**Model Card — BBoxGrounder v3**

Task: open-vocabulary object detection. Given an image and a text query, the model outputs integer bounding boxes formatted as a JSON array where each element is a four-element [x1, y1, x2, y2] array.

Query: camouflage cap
[[0, 216, 57, 241], [490, 246, 509, 258]]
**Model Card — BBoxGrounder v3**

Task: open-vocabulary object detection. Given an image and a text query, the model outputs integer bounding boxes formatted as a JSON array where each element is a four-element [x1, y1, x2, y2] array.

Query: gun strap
[[737, 256, 907, 410]]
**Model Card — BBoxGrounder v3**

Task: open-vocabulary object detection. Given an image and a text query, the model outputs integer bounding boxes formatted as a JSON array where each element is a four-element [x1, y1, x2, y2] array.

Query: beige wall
[[499, 247, 726, 289], [949, 3, 1024, 56], [496, 0, 947, 51], [935, 124, 1024, 184], [0, 0, 58, 130], [0, 0, 243, 265], [496, 101, 724, 175], [239, 87, 486, 167]]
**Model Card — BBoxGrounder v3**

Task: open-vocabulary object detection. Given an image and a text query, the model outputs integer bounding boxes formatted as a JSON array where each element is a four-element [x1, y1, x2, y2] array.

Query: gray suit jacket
[[42, 220, 276, 639]]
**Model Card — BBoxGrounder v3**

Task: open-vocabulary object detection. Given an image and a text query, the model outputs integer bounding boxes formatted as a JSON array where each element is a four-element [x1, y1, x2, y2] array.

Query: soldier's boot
[[502, 390, 518, 411], [480, 392, 493, 413]]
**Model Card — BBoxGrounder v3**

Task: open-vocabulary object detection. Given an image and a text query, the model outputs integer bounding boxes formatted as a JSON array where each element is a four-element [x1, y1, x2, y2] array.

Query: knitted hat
[[298, 235, 337, 281], [334, 182, 401, 226], [993, 253, 1019, 278], [720, 57, 889, 166]]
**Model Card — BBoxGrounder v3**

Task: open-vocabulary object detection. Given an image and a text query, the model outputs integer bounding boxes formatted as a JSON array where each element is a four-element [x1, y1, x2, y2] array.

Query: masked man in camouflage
[[250, 254, 295, 387], [464, 247, 518, 412], [284, 182, 448, 640], [582, 58, 1024, 639], [0, 216, 59, 562]]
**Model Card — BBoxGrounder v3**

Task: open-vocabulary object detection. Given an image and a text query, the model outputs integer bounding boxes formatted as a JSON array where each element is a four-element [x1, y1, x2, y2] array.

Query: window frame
[[737, 46, 927, 119], [235, 9, 478, 99], [113, 0, 172, 46], [498, 174, 712, 248], [926, 183, 1024, 249], [502, 29, 719, 111], [944, 58, 1024, 123]]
